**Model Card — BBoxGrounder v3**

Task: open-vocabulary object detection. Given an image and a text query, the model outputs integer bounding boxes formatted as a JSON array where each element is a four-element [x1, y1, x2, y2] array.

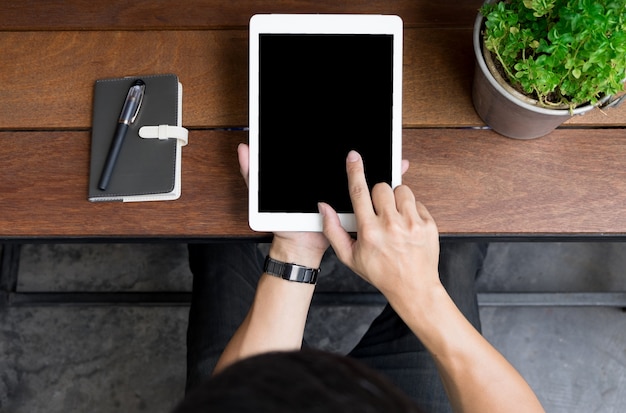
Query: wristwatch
[[263, 256, 320, 284]]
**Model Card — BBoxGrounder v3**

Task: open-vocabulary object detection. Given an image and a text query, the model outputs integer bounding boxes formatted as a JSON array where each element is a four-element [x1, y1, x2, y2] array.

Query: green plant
[[480, 0, 626, 110]]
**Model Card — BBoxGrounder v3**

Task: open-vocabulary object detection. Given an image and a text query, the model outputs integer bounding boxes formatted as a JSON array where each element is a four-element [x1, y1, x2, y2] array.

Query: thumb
[[318, 202, 354, 264]]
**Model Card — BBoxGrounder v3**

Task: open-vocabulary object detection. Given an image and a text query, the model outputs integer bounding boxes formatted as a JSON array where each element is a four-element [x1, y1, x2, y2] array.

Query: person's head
[[173, 349, 425, 413]]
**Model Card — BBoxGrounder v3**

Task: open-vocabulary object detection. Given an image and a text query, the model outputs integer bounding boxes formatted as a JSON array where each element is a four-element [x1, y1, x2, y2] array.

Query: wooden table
[[1, 0, 625, 241]]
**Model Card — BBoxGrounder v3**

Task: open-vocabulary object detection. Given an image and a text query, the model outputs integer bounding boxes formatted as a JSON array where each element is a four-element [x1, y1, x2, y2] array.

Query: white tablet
[[248, 14, 403, 232]]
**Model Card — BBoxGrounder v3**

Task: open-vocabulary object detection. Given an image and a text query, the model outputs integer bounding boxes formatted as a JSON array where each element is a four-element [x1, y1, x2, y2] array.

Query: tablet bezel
[[248, 14, 403, 232]]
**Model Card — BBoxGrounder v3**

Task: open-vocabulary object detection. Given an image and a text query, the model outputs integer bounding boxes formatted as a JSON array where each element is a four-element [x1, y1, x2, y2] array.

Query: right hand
[[321, 151, 547, 413], [318, 150, 441, 304]]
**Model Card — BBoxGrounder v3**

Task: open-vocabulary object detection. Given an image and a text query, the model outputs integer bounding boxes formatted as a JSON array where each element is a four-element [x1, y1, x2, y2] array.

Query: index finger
[[345, 151, 375, 218]]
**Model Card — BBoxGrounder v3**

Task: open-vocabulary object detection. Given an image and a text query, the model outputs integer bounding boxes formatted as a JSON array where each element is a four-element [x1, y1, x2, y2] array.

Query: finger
[[394, 185, 419, 217], [345, 151, 375, 218], [237, 143, 250, 187], [371, 182, 396, 215], [415, 200, 435, 223], [319, 202, 355, 266], [401, 159, 409, 175]]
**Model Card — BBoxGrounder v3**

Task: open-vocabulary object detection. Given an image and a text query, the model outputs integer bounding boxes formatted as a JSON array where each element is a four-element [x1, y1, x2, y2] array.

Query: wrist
[[388, 279, 448, 332], [269, 238, 325, 269], [264, 256, 319, 284], [394, 282, 466, 348]]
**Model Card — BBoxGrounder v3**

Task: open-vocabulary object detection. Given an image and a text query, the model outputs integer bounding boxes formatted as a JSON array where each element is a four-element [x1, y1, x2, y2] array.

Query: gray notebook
[[88, 74, 186, 202]]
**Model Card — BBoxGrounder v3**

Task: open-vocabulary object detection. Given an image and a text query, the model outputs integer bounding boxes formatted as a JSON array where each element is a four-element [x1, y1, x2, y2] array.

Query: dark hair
[[173, 349, 425, 413]]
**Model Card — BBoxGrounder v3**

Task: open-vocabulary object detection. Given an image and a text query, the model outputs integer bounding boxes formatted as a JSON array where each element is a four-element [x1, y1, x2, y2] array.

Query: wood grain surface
[[1, 0, 485, 30], [1, 29, 623, 130], [1, 129, 625, 239], [0, 0, 625, 239]]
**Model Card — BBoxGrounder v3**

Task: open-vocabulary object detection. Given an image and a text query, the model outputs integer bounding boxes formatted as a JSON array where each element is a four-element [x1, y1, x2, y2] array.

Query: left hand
[[237, 143, 329, 268]]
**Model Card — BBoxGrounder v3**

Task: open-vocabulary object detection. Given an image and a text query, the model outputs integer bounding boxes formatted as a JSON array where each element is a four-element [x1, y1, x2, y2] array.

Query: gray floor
[[1, 242, 625, 412]]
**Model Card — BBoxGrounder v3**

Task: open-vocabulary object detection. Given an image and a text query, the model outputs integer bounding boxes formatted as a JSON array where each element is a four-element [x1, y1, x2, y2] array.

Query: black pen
[[98, 79, 146, 190]]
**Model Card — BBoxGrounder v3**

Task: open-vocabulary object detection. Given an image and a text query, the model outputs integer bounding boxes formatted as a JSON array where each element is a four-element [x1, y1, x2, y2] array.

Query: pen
[[98, 79, 146, 190]]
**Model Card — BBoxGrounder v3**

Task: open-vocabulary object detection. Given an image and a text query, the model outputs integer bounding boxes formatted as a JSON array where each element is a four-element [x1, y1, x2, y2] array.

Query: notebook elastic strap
[[139, 125, 189, 146]]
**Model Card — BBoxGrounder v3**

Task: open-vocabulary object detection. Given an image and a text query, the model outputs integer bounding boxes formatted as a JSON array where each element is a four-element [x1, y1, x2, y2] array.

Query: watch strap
[[264, 256, 319, 284]]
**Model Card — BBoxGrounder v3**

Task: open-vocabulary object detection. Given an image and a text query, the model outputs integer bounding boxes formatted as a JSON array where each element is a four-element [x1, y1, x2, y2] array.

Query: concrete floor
[[1, 242, 625, 412]]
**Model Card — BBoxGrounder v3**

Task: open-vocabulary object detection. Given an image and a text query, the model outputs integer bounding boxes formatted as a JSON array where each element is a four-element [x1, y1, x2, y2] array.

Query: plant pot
[[471, 10, 606, 140]]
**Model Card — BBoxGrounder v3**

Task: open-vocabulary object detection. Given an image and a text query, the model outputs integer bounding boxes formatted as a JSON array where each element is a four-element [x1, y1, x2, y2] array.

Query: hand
[[320, 152, 546, 413], [237, 143, 328, 268], [319, 150, 441, 304]]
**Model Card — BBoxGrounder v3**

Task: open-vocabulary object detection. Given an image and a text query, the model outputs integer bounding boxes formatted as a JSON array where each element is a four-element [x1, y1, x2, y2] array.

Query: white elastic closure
[[139, 124, 189, 146]]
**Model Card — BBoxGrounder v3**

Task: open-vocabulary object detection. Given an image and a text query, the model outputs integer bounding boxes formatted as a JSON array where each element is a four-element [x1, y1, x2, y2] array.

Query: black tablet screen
[[258, 34, 394, 213]]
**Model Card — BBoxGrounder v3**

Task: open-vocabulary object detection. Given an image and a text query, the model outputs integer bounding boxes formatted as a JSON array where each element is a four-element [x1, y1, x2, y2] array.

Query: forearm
[[214, 273, 314, 374], [394, 284, 545, 413], [213, 238, 324, 375]]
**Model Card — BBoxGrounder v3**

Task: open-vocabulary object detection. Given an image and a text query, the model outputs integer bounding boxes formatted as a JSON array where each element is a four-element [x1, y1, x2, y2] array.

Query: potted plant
[[472, 0, 626, 139]]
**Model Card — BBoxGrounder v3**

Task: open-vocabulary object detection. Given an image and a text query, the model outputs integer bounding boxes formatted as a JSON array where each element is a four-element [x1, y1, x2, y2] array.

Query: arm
[[319, 150, 545, 413], [214, 143, 411, 375], [213, 143, 328, 374], [213, 238, 324, 374]]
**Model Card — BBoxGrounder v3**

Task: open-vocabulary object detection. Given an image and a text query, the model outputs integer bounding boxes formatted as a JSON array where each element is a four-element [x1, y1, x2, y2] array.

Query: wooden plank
[[1, 128, 626, 239], [0, 130, 250, 239], [407, 129, 626, 237], [0, 0, 485, 30], [0, 30, 250, 129], [1, 29, 624, 130]]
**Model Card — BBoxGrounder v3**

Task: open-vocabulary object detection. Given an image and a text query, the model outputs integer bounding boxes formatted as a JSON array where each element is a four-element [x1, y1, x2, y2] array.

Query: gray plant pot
[[471, 11, 601, 140]]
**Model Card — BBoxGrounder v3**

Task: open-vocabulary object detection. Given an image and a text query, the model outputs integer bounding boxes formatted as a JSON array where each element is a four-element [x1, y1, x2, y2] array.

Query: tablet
[[248, 14, 403, 232]]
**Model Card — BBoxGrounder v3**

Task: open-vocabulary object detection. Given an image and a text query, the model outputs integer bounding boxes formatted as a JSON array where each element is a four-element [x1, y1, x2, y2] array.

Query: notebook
[[248, 14, 403, 232], [88, 74, 188, 202]]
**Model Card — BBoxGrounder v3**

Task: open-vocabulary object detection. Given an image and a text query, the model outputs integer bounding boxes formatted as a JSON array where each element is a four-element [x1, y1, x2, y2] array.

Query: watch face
[[258, 33, 394, 214]]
